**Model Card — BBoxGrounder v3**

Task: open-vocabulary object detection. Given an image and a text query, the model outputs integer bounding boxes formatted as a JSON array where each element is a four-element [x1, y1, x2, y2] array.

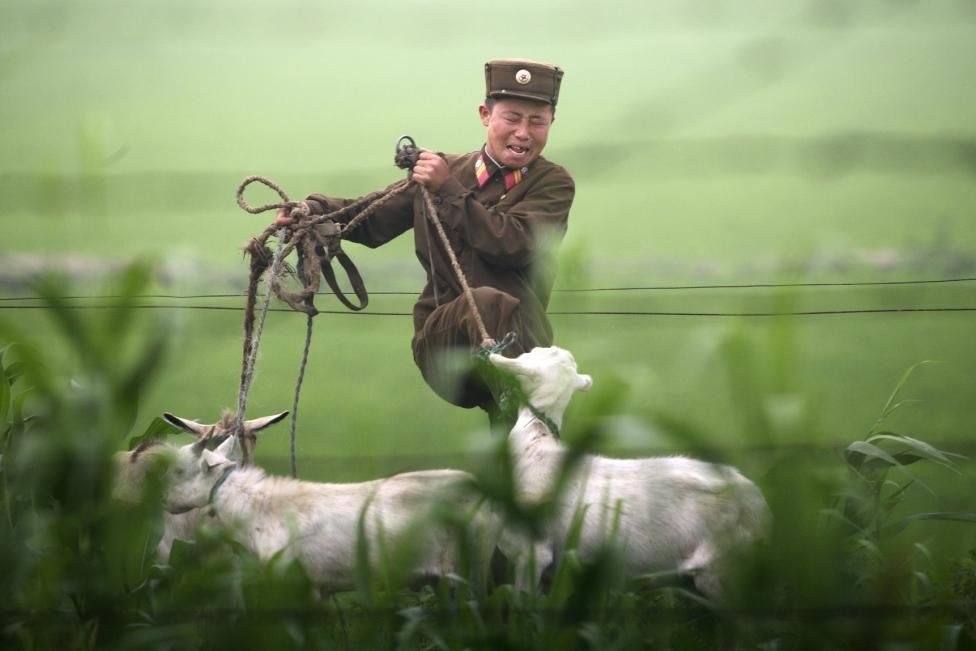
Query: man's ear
[[479, 103, 490, 126]]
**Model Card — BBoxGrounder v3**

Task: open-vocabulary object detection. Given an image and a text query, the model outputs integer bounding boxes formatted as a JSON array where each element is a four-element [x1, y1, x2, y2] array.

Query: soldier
[[277, 59, 574, 429]]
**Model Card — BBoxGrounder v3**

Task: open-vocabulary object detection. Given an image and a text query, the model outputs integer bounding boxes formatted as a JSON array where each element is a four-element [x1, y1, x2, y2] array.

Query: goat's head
[[112, 439, 172, 503], [162, 440, 237, 514], [162, 410, 288, 463], [489, 346, 592, 426]]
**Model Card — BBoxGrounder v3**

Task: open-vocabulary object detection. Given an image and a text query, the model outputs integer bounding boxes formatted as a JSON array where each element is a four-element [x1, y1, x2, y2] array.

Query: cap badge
[[515, 69, 532, 85]]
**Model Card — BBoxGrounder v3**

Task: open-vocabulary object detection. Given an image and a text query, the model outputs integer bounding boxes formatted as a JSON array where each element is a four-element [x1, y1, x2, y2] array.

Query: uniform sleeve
[[435, 165, 575, 269], [305, 180, 417, 249]]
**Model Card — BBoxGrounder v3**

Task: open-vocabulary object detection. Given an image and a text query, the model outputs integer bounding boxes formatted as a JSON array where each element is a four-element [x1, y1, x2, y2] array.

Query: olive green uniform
[[305, 147, 574, 409]]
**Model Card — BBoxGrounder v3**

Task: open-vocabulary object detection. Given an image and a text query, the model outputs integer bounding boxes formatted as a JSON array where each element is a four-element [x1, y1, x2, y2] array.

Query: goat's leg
[[499, 529, 552, 593], [679, 542, 723, 600]]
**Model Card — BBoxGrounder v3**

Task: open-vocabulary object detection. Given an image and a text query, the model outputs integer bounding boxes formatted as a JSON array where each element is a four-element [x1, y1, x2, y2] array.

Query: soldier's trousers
[[411, 287, 542, 424]]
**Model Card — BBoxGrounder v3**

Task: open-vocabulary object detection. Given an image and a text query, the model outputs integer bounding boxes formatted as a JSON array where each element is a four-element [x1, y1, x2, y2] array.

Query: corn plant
[[830, 363, 976, 584]]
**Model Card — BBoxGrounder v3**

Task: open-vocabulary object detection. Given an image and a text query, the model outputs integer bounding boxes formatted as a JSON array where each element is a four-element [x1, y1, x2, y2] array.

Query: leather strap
[[320, 249, 369, 311], [310, 220, 369, 312]]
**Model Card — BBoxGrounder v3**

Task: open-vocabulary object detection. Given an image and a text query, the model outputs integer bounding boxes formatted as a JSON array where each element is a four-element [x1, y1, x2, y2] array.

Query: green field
[[2, 2, 976, 647], [3, 0, 974, 460], [3, 0, 975, 466]]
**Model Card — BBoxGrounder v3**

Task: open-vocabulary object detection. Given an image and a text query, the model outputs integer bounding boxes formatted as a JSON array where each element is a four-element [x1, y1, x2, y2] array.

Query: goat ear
[[213, 435, 239, 459], [205, 459, 232, 472], [190, 437, 209, 456], [201, 449, 234, 472], [244, 411, 289, 435], [164, 412, 210, 437], [575, 374, 593, 392], [130, 436, 163, 460]]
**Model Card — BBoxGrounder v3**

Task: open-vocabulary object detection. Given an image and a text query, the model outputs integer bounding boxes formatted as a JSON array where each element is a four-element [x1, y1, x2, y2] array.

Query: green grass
[[2, 265, 975, 650], [4, 281, 974, 466]]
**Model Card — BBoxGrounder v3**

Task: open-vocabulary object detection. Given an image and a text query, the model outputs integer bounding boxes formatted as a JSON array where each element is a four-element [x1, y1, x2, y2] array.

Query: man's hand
[[411, 150, 450, 193], [274, 207, 293, 227]]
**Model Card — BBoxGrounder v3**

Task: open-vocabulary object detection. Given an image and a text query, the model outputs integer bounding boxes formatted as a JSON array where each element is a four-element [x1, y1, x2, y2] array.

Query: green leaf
[[870, 361, 935, 433], [0, 358, 10, 426], [31, 273, 104, 374], [167, 538, 197, 569], [867, 432, 963, 466], [547, 549, 582, 607], [860, 452, 926, 474], [820, 507, 867, 534], [104, 260, 155, 341], [882, 479, 915, 507], [845, 440, 902, 470], [852, 537, 883, 561], [883, 512, 976, 537], [3, 361, 26, 386], [127, 416, 180, 450]]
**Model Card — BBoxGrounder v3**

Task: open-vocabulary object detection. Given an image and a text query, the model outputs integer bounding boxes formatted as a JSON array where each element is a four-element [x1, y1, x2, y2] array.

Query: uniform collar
[[481, 145, 504, 173], [476, 146, 529, 189]]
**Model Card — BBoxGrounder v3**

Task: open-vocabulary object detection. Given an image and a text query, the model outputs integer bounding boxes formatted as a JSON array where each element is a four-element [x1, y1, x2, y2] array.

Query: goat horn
[[244, 411, 289, 434], [163, 412, 211, 437]]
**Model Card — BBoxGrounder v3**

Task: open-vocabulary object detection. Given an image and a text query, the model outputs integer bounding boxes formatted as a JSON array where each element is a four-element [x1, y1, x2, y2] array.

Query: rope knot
[[394, 135, 420, 170], [288, 200, 311, 222], [478, 331, 519, 359]]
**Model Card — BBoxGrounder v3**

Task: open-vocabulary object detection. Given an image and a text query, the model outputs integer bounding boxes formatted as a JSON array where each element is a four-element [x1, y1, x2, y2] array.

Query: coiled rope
[[235, 176, 410, 474]]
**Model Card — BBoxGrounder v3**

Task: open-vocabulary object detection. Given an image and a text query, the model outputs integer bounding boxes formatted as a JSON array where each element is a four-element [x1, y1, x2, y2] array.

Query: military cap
[[484, 58, 563, 107]]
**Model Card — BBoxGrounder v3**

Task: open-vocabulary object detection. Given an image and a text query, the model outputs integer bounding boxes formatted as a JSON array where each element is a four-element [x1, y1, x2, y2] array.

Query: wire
[[2, 304, 975, 317], [555, 276, 976, 292], [2, 275, 973, 317], [1, 275, 975, 302]]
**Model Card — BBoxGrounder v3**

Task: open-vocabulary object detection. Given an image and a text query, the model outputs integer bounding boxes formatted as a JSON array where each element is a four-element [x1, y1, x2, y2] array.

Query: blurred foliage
[[1, 264, 975, 650]]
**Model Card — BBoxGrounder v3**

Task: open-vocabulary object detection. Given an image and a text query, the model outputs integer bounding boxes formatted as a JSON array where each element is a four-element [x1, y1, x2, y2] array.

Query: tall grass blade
[[845, 440, 904, 469], [867, 432, 968, 465], [882, 512, 976, 537], [870, 360, 935, 433], [31, 273, 104, 374], [0, 355, 10, 426]]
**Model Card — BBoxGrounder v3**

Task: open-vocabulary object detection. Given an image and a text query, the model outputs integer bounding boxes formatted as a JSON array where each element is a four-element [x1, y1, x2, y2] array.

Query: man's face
[[479, 98, 554, 169]]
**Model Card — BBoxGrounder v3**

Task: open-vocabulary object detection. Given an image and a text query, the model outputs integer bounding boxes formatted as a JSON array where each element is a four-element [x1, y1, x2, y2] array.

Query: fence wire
[[2, 276, 974, 317], [2, 274, 975, 302]]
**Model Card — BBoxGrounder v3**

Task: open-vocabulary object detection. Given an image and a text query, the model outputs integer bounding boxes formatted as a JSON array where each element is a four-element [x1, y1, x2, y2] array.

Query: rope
[[394, 136, 495, 348], [289, 314, 314, 478], [418, 185, 494, 347], [235, 227, 287, 466], [236, 177, 319, 474], [234, 167, 418, 477]]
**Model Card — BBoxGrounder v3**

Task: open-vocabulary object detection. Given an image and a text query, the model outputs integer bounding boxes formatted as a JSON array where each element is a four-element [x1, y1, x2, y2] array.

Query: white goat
[[489, 346, 770, 597], [160, 434, 495, 593], [112, 411, 288, 561]]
